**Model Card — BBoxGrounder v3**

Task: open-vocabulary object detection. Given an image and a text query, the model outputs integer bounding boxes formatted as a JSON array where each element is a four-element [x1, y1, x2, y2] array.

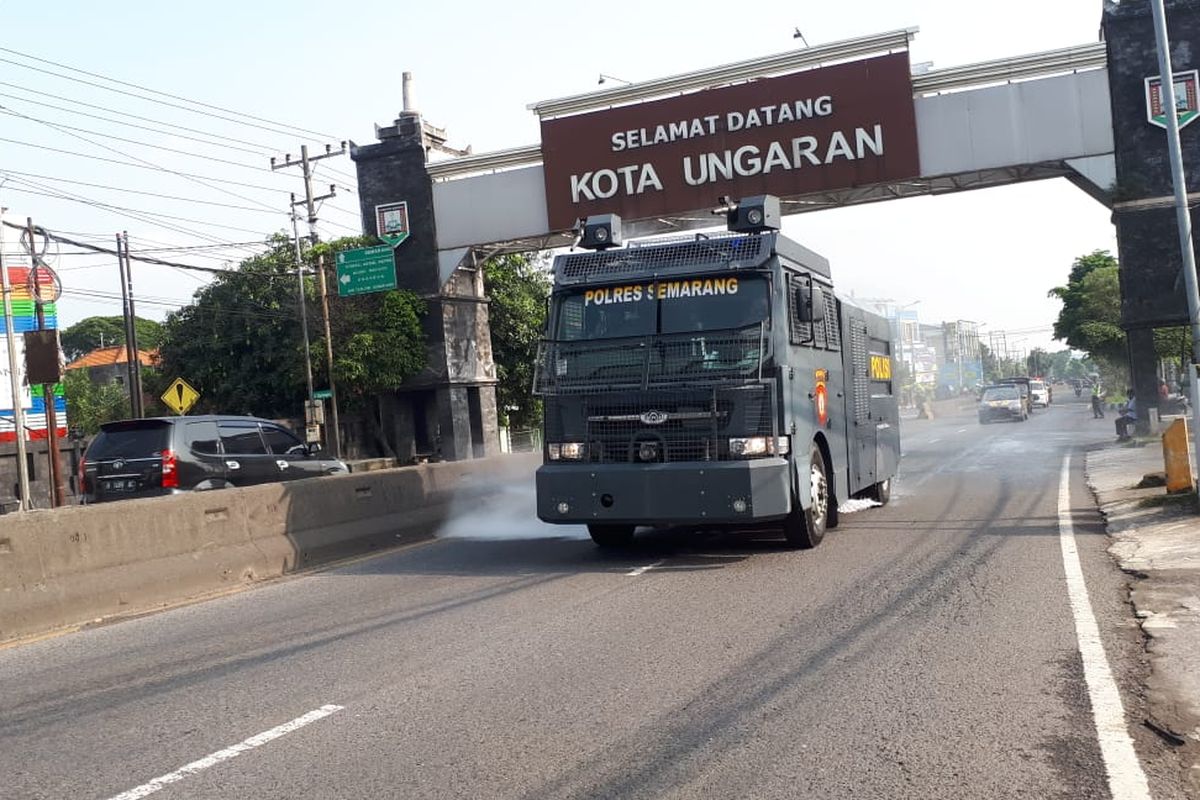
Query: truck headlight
[[547, 442, 587, 461], [729, 436, 789, 457]]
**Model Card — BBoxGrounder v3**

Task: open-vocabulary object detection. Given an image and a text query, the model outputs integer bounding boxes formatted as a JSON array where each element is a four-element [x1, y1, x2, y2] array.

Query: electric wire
[[4, 106, 283, 213], [4, 172, 281, 254], [0, 93, 270, 157], [0, 52, 339, 141], [3, 183, 274, 237], [1, 220, 275, 275], [0, 81, 279, 152], [0, 137, 289, 193], [0, 170, 287, 214], [0, 106, 292, 174], [62, 285, 308, 322]]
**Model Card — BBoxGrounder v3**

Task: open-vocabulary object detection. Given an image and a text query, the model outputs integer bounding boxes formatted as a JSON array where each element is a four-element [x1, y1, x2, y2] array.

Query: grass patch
[[1135, 493, 1200, 512]]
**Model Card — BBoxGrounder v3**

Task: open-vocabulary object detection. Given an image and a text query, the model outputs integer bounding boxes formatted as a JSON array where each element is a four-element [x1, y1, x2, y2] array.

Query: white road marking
[[1057, 455, 1152, 800], [928, 438, 941, 444], [106, 704, 344, 800], [626, 560, 665, 577], [956, 428, 968, 433]]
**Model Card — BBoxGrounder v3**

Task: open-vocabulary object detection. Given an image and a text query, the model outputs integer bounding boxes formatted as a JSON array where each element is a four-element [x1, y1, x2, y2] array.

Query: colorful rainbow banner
[[0, 266, 65, 444]]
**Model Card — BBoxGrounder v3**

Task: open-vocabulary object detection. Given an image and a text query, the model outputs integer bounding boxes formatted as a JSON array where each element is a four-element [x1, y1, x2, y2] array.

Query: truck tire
[[783, 447, 828, 549], [588, 523, 635, 548], [868, 477, 892, 505]]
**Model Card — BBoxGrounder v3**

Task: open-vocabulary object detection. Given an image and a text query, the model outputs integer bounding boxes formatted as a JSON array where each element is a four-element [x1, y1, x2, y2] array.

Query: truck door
[[845, 313, 876, 495]]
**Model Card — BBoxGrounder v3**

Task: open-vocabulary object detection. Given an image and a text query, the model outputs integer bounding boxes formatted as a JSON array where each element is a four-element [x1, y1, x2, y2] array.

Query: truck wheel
[[868, 477, 892, 506], [783, 448, 828, 549], [587, 524, 635, 548]]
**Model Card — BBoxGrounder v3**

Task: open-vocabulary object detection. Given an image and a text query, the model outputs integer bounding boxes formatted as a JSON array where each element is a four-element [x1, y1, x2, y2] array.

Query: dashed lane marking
[[626, 560, 666, 577], [1057, 455, 1151, 800], [106, 704, 344, 800]]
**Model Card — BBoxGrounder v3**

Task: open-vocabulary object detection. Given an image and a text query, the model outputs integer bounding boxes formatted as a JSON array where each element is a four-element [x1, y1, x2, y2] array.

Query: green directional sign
[[312, 389, 333, 400], [335, 245, 397, 297]]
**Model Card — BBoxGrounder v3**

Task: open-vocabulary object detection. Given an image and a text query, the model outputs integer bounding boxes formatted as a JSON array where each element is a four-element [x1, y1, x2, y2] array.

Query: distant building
[[65, 346, 158, 387]]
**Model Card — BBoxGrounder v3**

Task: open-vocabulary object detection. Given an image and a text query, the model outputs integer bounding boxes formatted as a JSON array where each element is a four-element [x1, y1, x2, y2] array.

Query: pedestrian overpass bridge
[[423, 29, 1114, 283]]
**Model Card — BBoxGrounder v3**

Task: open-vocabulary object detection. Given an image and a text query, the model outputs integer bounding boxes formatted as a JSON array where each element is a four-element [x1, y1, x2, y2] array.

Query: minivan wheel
[[587, 524, 635, 548], [782, 448, 828, 549]]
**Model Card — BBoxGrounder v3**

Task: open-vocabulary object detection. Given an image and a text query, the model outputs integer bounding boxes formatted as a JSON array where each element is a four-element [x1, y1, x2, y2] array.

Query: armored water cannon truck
[[533, 195, 900, 548]]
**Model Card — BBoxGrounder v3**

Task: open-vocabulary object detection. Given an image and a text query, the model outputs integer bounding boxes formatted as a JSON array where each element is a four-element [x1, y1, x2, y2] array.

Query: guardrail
[[0, 452, 540, 644]]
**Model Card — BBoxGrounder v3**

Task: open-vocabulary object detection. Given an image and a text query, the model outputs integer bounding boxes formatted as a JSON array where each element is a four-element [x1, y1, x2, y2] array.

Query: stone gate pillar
[[1104, 0, 1200, 431], [351, 109, 500, 461]]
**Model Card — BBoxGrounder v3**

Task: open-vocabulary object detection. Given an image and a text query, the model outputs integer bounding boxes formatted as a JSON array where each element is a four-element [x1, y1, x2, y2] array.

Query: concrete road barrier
[[0, 452, 541, 644]]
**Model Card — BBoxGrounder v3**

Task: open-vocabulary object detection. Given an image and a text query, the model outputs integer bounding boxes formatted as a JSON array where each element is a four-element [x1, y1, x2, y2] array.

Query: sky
[[0, 0, 1117, 355]]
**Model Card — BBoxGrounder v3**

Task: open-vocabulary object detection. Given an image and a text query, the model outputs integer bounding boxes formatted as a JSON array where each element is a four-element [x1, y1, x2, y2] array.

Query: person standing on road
[[1091, 385, 1105, 418], [1115, 389, 1137, 440]]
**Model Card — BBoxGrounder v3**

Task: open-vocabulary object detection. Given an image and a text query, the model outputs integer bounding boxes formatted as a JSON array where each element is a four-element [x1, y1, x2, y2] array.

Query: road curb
[[1085, 441, 1200, 793]]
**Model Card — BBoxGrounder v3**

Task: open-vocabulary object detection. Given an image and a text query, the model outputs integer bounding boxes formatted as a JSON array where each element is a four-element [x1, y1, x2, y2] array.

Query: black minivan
[[80, 415, 349, 503]]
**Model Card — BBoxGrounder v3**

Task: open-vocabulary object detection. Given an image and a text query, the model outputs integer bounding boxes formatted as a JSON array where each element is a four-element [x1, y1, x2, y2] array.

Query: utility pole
[[271, 142, 347, 458], [288, 208, 316, 409], [116, 232, 143, 417], [0, 204, 31, 510], [25, 218, 66, 507], [1150, 0, 1200, 501]]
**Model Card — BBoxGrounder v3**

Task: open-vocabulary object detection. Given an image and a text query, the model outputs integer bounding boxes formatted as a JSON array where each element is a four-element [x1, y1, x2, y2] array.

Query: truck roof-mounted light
[[577, 213, 623, 250], [724, 195, 781, 234]]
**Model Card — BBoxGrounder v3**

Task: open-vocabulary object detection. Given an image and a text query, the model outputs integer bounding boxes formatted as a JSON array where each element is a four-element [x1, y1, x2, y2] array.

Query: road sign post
[[335, 246, 398, 297]]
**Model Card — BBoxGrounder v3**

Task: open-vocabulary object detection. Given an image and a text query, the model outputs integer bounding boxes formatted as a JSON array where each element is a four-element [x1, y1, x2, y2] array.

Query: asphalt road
[[0, 394, 1189, 799]]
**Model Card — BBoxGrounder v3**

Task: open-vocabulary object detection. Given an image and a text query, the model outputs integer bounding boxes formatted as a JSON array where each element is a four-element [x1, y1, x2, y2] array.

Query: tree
[[1048, 251, 1125, 362], [63, 369, 130, 435], [157, 235, 426, 425], [1026, 348, 1050, 377], [61, 316, 164, 360], [1047, 250, 1195, 389], [483, 253, 551, 429], [1048, 251, 1127, 387]]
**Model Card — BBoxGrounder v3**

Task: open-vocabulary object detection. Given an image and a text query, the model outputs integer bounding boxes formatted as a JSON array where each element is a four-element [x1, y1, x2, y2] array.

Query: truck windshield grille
[[534, 324, 766, 394], [544, 385, 776, 463], [556, 234, 766, 285]]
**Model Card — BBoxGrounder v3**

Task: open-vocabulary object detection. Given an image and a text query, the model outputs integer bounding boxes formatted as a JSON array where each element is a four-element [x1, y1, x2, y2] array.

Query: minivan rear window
[[89, 422, 171, 459]]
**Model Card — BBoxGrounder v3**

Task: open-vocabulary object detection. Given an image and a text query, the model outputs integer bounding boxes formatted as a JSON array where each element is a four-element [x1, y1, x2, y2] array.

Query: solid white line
[[626, 560, 665, 577], [956, 428, 968, 433], [106, 704, 344, 800], [1057, 455, 1152, 800]]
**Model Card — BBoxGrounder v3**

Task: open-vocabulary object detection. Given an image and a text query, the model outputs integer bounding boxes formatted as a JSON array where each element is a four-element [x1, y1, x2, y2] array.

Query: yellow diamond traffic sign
[[161, 377, 200, 415]]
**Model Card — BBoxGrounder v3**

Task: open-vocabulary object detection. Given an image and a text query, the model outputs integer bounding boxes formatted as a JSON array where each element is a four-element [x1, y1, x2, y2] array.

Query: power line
[[0, 169, 287, 214], [0, 106, 290, 174], [0, 53, 339, 142], [312, 162, 359, 188], [0, 81, 279, 152], [0, 90, 270, 156], [0, 137, 289, 194], [1, 220, 268, 273], [3, 183, 276, 236], [5, 106, 282, 213]]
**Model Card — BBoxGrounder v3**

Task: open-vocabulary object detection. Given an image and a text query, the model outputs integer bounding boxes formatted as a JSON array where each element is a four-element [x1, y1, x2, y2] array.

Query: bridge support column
[[1127, 327, 1160, 436]]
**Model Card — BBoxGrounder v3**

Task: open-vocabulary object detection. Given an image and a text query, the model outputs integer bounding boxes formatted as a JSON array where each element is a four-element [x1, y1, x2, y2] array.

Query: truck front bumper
[[536, 458, 791, 525]]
